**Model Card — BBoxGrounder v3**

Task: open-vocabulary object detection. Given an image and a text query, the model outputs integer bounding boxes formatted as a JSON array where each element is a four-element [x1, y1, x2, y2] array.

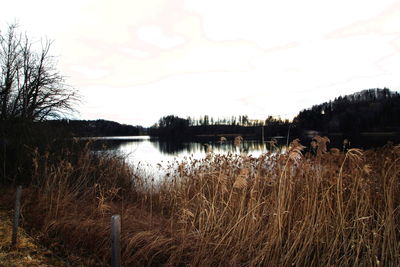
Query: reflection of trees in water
[[88, 139, 147, 151], [221, 138, 288, 154], [151, 141, 201, 155], [90, 137, 291, 155], [89, 135, 399, 157], [152, 139, 285, 155]]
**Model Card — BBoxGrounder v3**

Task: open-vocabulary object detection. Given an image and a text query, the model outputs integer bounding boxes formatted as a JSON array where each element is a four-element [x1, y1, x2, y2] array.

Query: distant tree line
[[186, 115, 253, 126], [150, 88, 400, 140], [41, 119, 143, 137], [148, 115, 292, 140], [294, 88, 400, 134]]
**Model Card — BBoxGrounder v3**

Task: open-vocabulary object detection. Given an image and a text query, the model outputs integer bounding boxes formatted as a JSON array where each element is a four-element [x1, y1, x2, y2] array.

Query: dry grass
[[2, 140, 400, 266], [0, 210, 66, 266]]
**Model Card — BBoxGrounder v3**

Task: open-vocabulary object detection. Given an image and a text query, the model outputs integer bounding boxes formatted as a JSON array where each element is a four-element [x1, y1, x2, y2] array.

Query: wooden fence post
[[12, 185, 22, 247], [111, 215, 121, 267]]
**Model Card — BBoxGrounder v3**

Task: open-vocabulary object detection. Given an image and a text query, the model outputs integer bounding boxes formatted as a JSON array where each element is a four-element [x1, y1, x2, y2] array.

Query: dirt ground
[[0, 210, 66, 267]]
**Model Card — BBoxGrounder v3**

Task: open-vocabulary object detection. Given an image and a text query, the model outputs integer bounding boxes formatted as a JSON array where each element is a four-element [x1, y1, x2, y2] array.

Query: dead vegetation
[[0, 209, 66, 267], [2, 139, 400, 266]]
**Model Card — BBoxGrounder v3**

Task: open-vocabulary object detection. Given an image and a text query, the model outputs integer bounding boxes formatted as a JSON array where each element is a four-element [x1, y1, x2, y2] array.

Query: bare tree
[[0, 23, 77, 121]]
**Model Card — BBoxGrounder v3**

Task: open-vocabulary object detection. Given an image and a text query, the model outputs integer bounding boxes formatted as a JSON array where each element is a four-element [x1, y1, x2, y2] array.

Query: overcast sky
[[2, 0, 400, 126]]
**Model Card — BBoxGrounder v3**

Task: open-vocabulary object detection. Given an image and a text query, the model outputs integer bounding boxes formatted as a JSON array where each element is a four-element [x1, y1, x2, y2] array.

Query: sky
[[1, 0, 400, 126]]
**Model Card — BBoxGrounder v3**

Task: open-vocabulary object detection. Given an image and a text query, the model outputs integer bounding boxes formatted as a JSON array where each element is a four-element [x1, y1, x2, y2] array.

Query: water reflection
[[148, 139, 285, 156], [151, 140, 195, 155], [87, 134, 399, 179], [88, 136, 286, 177], [87, 134, 400, 162]]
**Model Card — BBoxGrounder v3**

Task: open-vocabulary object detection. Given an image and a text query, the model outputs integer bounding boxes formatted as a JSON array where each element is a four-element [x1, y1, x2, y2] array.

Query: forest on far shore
[[294, 88, 400, 133], [29, 88, 400, 140], [38, 119, 144, 137], [149, 88, 400, 140]]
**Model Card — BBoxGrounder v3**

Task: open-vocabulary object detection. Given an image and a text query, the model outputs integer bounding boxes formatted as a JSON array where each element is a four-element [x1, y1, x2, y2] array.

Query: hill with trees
[[293, 88, 400, 134], [149, 88, 400, 141], [41, 119, 143, 137]]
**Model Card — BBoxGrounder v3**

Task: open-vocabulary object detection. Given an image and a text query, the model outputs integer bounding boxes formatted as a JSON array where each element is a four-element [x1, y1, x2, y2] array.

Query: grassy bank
[[1, 140, 400, 266]]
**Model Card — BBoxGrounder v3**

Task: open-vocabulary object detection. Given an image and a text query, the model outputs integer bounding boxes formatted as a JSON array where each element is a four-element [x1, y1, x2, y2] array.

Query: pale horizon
[[2, 0, 400, 127]]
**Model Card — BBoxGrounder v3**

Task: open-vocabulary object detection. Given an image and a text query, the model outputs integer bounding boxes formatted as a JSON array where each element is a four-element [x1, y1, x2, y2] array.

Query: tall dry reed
[[13, 140, 400, 266]]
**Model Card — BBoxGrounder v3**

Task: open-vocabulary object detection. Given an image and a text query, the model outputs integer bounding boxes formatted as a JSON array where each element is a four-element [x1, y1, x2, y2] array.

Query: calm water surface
[[91, 136, 286, 176], [89, 134, 399, 177]]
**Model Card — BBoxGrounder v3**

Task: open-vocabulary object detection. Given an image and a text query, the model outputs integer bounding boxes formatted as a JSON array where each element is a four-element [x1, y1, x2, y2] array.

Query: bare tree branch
[[0, 23, 78, 122]]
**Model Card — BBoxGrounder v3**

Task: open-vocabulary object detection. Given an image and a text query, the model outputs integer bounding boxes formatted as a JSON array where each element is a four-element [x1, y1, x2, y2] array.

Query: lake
[[89, 136, 288, 177], [87, 134, 399, 178]]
